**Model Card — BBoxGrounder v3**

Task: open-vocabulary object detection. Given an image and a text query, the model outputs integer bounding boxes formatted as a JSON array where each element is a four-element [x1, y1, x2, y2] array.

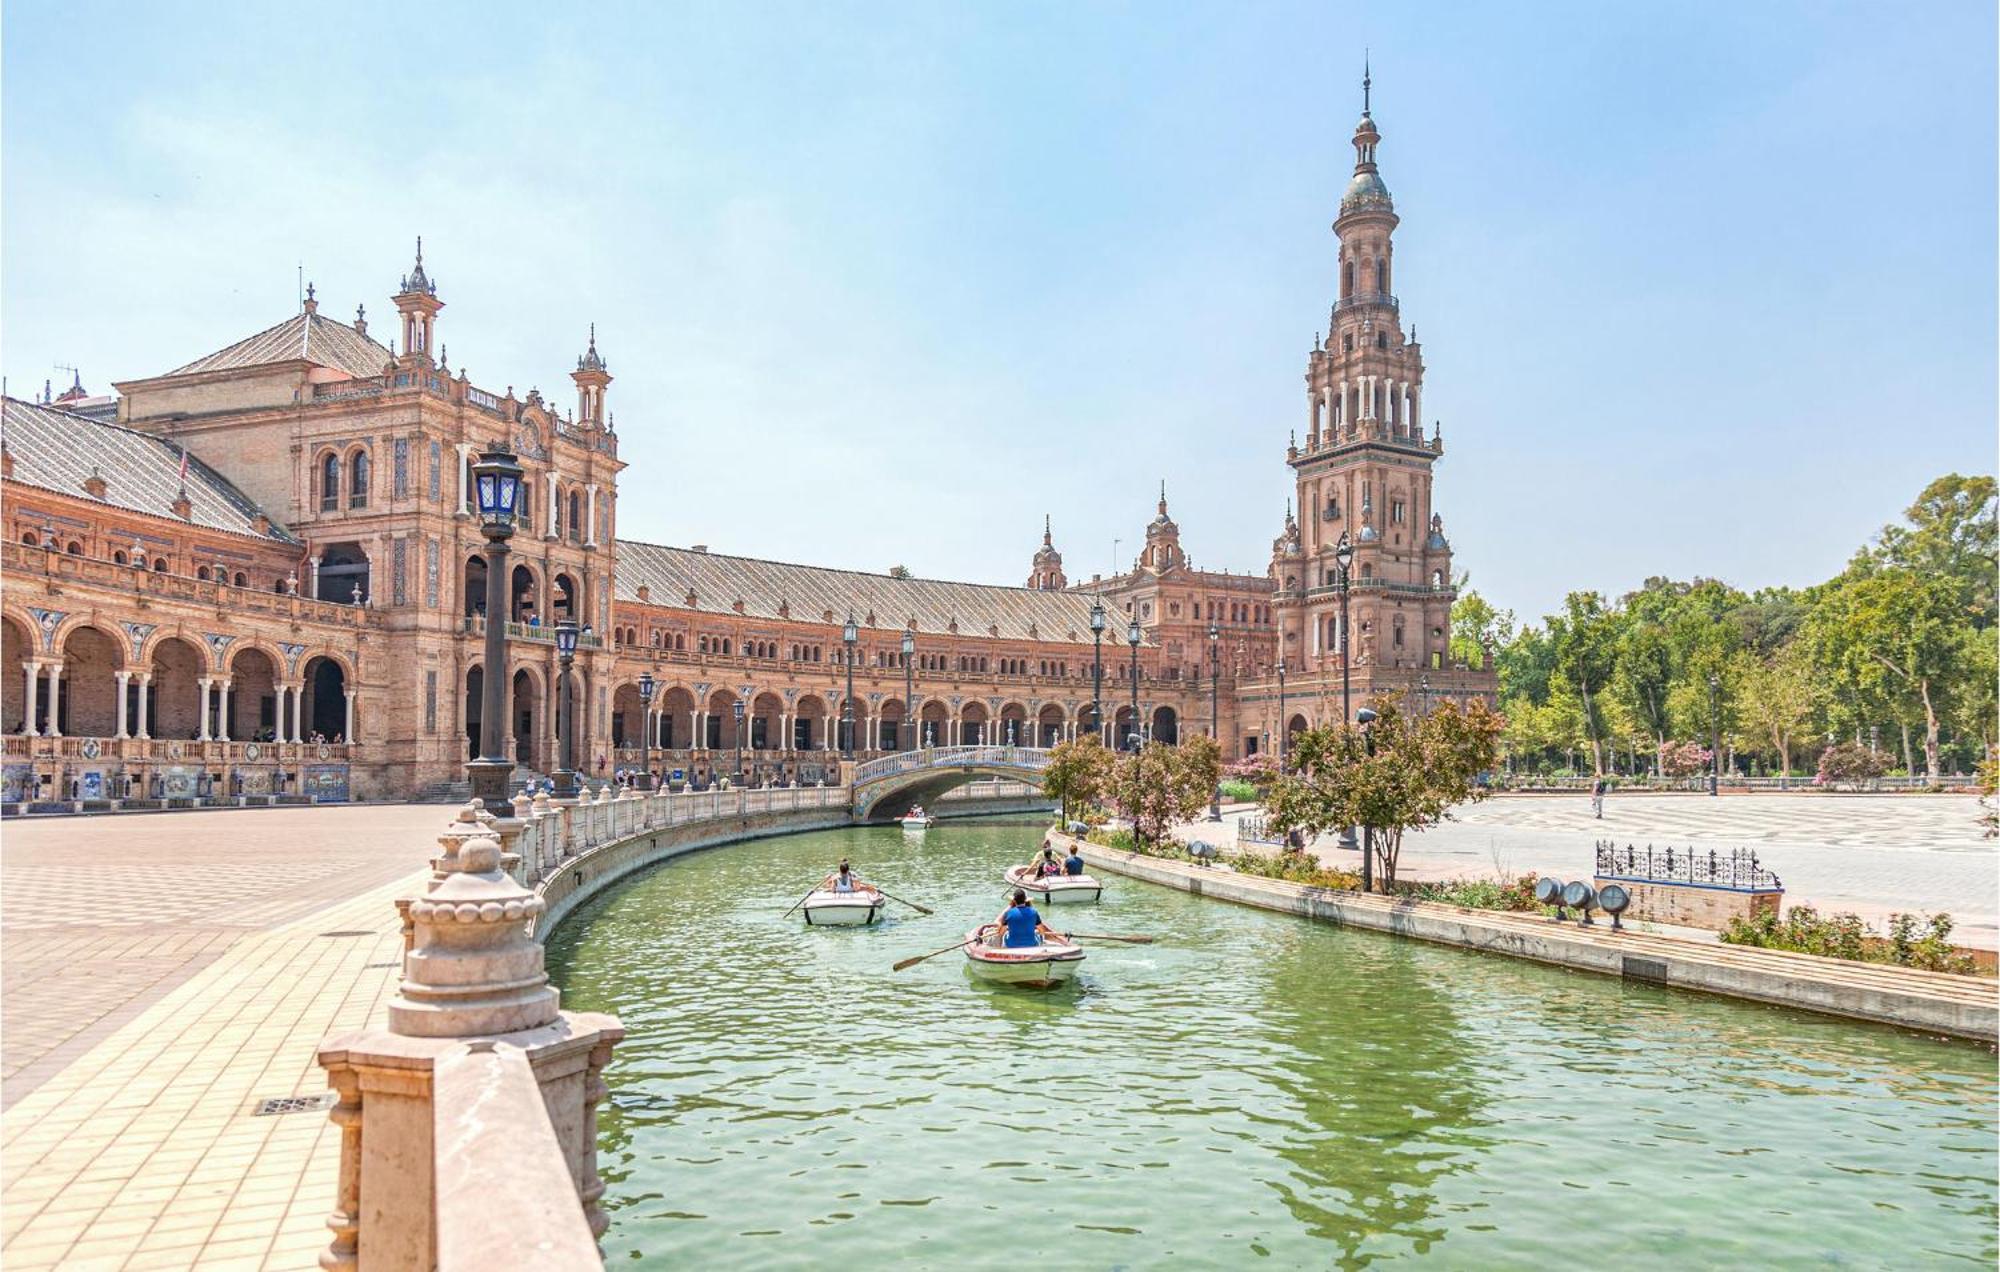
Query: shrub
[[1218, 779, 1261, 803], [1723, 905, 1977, 974], [1815, 742, 1889, 786], [1407, 874, 1543, 912], [1658, 740, 1713, 778]]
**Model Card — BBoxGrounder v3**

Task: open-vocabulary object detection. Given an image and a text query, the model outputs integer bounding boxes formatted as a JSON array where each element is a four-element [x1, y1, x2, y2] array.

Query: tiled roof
[[166, 309, 392, 379], [1, 397, 298, 544], [617, 541, 1131, 645]]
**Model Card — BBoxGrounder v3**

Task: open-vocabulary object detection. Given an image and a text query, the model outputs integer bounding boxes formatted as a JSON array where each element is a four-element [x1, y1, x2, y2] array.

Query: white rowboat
[[1004, 864, 1103, 905], [801, 888, 887, 926], [962, 924, 1083, 988], [900, 812, 936, 832]]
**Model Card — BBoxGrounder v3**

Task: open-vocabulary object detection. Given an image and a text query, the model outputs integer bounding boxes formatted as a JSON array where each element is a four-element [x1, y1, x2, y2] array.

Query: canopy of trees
[[1465, 474, 1996, 779]]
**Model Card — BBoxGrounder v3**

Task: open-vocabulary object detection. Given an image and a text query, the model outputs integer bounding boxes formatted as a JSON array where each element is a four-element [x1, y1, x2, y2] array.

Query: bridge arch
[[849, 745, 1052, 822]]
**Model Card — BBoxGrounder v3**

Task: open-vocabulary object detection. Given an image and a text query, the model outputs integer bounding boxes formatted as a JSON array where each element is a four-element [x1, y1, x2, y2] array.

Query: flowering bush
[[1658, 741, 1713, 777], [1223, 753, 1279, 788], [1815, 741, 1890, 786]]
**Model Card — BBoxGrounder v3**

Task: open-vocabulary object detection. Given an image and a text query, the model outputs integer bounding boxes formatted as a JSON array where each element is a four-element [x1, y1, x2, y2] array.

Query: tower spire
[[1363, 50, 1371, 116]]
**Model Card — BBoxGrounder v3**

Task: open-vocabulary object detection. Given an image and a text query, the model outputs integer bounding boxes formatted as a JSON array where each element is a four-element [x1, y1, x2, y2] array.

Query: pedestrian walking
[[1591, 774, 1606, 820]]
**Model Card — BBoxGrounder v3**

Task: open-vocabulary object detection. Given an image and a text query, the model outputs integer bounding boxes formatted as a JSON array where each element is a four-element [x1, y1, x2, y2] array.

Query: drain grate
[[253, 1092, 338, 1117], [319, 930, 373, 938]]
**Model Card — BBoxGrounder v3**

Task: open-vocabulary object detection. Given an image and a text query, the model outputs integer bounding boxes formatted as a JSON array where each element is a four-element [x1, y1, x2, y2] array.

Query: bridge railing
[[852, 745, 1052, 785]]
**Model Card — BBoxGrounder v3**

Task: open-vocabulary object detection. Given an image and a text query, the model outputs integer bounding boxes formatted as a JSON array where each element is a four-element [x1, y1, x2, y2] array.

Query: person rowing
[[822, 859, 871, 895], [992, 888, 1061, 948]]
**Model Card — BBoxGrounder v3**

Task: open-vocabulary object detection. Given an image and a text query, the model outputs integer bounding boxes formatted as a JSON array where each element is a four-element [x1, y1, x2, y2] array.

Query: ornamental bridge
[[850, 745, 1052, 821]]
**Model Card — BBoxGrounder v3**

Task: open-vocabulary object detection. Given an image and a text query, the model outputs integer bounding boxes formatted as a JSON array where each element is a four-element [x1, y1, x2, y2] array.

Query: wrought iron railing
[[1237, 815, 1284, 847], [1593, 841, 1782, 890]]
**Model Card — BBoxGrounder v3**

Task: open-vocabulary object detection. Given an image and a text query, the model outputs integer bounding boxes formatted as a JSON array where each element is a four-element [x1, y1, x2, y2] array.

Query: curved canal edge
[[1061, 832, 2000, 1044], [533, 793, 1052, 942]]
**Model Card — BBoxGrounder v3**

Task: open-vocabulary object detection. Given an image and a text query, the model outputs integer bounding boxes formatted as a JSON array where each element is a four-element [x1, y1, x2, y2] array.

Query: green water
[[546, 818, 1998, 1268]]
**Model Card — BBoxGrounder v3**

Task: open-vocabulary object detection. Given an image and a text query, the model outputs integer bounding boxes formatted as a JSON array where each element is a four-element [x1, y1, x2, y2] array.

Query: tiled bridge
[[850, 745, 1052, 821]]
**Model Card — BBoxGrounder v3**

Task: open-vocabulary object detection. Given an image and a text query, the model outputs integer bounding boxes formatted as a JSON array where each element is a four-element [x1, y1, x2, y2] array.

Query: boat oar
[[873, 888, 933, 916], [781, 880, 829, 919], [893, 935, 977, 972], [1065, 933, 1157, 944]]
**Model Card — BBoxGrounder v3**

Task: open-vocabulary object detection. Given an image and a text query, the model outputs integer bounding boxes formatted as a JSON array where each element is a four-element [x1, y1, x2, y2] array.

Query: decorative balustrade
[[3, 542, 377, 627], [459, 615, 605, 647], [1332, 290, 1398, 313], [851, 745, 1051, 786], [1593, 841, 1782, 890]]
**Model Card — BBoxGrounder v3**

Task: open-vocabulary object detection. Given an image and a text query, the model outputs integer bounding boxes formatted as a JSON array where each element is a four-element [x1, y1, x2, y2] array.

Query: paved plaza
[[1, 804, 442, 1270], [1275, 793, 2000, 949]]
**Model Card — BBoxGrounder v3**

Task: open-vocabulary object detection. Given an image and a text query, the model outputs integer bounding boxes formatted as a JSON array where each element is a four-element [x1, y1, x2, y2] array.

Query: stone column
[[196, 678, 212, 741], [20, 660, 38, 736], [135, 674, 152, 739], [308, 555, 322, 597], [343, 689, 356, 743], [114, 670, 131, 739], [44, 663, 63, 738], [215, 679, 232, 743], [585, 485, 599, 547]]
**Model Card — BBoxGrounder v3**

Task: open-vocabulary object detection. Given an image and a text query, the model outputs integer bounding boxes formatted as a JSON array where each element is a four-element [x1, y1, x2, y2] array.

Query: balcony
[[1333, 291, 1398, 314], [460, 615, 605, 648]]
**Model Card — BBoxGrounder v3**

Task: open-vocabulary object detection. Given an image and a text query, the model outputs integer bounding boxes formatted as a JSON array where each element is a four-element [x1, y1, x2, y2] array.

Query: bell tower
[[572, 324, 611, 427], [393, 237, 442, 363], [1026, 515, 1067, 590], [1283, 64, 1457, 681]]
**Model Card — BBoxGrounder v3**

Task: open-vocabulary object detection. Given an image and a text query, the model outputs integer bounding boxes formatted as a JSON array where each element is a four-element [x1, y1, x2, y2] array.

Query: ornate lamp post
[[842, 614, 858, 759], [467, 446, 523, 809], [1335, 531, 1358, 851], [732, 698, 746, 785], [553, 619, 579, 798], [1419, 673, 1431, 718], [902, 630, 916, 751], [1276, 657, 1288, 771], [637, 670, 656, 791], [1207, 620, 1222, 821], [1126, 617, 1142, 751], [1707, 672, 1721, 797], [1089, 599, 1106, 744]]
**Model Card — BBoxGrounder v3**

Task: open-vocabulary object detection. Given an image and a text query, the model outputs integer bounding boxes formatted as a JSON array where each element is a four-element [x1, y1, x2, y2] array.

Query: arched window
[[234, 571, 247, 587], [197, 566, 211, 580], [349, 450, 370, 509], [153, 559, 169, 572], [568, 493, 581, 542], [114, 550, 128, 565], [320, 453, 341, 511], [66, 542, 82, 555], [1342, 260, 1354, 297]]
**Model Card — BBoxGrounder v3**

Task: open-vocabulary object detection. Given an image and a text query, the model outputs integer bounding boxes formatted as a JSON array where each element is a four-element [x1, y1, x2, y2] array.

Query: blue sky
[[5, 1, 1993, 622]]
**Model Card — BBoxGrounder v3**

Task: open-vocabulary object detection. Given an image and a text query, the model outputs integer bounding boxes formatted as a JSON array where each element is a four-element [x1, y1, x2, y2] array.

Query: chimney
[[172, 492, 193, 520], [82, 467, 107, 499]]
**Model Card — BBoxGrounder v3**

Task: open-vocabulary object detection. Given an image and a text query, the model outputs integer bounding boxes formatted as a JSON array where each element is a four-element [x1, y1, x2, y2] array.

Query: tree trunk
[[1899, 722, 1913, 776], [1919, 679, 1940, 780], [1378, 828, 1402, 889]]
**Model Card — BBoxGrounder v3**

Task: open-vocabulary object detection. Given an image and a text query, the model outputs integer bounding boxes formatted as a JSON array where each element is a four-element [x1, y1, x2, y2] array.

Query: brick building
[[1, 89, 1490, 805]]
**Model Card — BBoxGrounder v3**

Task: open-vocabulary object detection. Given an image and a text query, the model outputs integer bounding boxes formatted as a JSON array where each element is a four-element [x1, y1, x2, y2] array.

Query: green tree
[[1733, 644, 1818, 778], [1612, 621, 1674, 772], [1041, 736, 1113, 824], [1106, 736, 1220, 846], [1547, 593, 1618, 773], [1808, 570, 1975, 779], [1449, 587, 1513, 669], [1266, 699, 1504, 891], [1861, 474, 1997, 628]]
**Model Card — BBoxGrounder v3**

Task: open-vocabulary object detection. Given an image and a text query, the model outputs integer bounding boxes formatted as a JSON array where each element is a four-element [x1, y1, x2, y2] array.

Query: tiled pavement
[[1, 804, 447, 1270], [1257, 793, 2000, 948]]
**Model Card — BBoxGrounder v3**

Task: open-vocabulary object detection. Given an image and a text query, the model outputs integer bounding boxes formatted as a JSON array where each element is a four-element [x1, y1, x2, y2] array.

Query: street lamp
[[1358, 706, 1378, 892], [467, 446, 524, 809], [1276, 656, 1288, 772], [1089, 599, 1106, 745], [637, 669, 656, 791], [1707, 672, 1721, 797], [733, 698, 746, 786], [842, 614, 858, 760], [902, 630, 916, 752], [1419, 673, 1430, 718], [1126, 617, 1142, 751], [1335, 530, 1358, 851], [554, 619, 580, 798], [1207, 620, 1222, 821]]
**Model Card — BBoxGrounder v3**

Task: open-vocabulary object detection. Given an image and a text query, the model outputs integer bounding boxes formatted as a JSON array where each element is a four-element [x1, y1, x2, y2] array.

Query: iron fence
[[1593, 840, 1782, 890]]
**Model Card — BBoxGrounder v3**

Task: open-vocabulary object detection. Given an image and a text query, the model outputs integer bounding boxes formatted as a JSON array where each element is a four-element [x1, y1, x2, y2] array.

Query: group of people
[[1031, 843, 1086, 879], [812, 853, 1070, 949]]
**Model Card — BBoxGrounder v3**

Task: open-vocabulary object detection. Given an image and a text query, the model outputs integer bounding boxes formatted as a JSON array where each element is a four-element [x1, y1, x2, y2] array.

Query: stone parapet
[[1064, 834, 1998, 1044]]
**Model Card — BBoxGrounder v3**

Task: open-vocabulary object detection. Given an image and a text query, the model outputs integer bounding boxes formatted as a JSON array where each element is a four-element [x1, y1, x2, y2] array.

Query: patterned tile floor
[[1287, 793, 2000, 947], [1, 803, 447, 1269]]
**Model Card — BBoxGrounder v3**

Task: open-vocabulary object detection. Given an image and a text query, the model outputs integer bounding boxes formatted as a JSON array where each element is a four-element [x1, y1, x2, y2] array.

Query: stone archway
[[510, 564, 540, 624], [960, 701, 990, 747], [751, 692, 783, 751], [228, 647, 280, 742], [1113, 705, 1136, 751], [705, 688, 740, 752], [464, 666, 485, 760], [1152, 705, 1179, 745], [151, 637, 206, 740], [304, 656, 350, 742], [58, 625, 124, 738], [795, 694, 827, 751], [463, 555, 488, 618], [918, 699, 948, 749], [999, 702, 1029, 747], [512, 668, 542, 769], [658, 686, 695, 750], [877, 697, 908, 752], [3, 616, 32, 734], [1037, 703, 1066, 747], [317, 542, 370, 605], [611, 682, 644, 748]]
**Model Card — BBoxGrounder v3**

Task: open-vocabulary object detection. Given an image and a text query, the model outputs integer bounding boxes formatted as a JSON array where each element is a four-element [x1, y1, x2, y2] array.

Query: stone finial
[[595, 784, 613, 805], [532, 790, 553, 816], [510, 791, 533, 821], [387, 833, 559, 1038], [433, 800, 490, 877]]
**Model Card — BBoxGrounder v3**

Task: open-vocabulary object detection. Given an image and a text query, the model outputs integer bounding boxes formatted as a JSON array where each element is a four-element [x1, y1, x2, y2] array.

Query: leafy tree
[[1612, 622, 1674, 771], [1733, 644, 1818, 778], [1547, 592, 1618, 773], [1266, 698, 1504, 892], [1041, 736, 1113, 823], [1449, 587, 1513, 669], [1107, 735, 1220, 846], [1860, 474, 1997, 627], [1808, 570, 1973, 778]]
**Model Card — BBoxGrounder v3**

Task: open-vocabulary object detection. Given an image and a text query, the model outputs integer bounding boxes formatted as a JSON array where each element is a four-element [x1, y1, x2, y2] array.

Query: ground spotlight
[[1597, 883, 1631, 932], [1534, 876, 1566, 921], [1562, 880, 1597, 926]]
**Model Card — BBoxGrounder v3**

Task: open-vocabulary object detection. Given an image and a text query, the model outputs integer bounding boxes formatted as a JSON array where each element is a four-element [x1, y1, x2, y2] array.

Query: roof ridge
[[619, 537, 1108, 599]]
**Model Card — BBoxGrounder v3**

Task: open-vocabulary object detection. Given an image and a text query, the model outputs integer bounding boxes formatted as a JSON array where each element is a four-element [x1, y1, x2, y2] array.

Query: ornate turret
[[1027, 514, 1067, 590], [572, 323, 612, 426], [1140, 480, 1182, 571], [392, 237, 443, 363]]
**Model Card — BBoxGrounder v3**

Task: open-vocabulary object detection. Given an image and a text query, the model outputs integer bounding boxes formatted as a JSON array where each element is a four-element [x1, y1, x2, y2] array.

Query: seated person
[[827, 859, 864, 893], [1035, 847, 1062, 878], [1063, 847, 1085, 877], [993, 889, 1056, 948]]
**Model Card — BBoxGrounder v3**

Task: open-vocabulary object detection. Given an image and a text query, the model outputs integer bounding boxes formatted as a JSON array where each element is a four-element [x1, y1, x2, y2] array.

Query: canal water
[[546, 817, 1998, 1268]]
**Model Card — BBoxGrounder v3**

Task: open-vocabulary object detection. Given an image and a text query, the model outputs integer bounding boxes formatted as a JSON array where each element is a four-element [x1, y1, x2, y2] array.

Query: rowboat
[[801, 886, 887, 926], [962, 924, 1083, 988], [900, 807, 936, 832], [1003, 863, 1103, 905]]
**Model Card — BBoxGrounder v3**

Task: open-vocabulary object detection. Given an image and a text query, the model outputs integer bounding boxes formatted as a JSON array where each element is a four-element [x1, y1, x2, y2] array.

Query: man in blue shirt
[[1063, 846, 1085, 877], [996, 889, 1054, 948]]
